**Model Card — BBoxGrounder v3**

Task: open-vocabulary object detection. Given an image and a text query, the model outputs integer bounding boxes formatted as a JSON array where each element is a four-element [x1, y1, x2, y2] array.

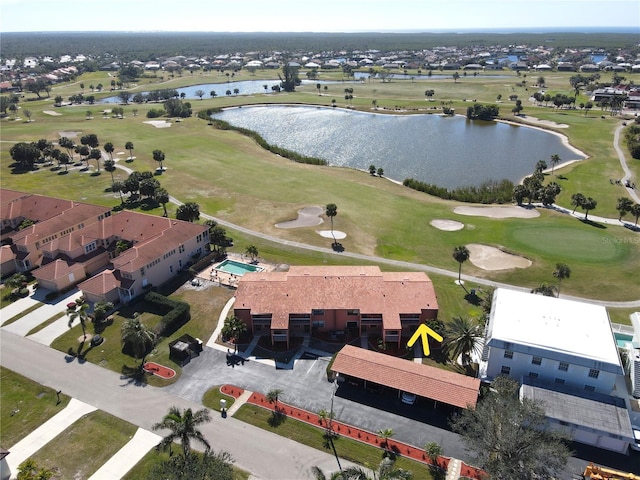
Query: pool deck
[[195, 253, 274, 288]]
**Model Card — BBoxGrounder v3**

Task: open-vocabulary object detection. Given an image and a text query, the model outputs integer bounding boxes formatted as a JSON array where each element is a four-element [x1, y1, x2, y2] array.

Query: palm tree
[[442, 316, 483, 366], [125, 141, 134, 161], [549, 154, 561, 175], [176, 202, 200, 222], [310, 465, 344, 480], [121, 316, 156, 367], [221, 315, 247, 345], [265, 388, 283, 410], [552, 263, 571, 297], [103, 142, 114, 161], [341, 458, 412, 480], [153, 406, 212, 459], [452, 245, 470, 285], [325, 203, 338, 244], [245, 245, 258, 262], [67, 301, 90, 341], [156, 187, 170, 217], [153, 149, 165, 172], [582, 196, 597, 220], [104, 159, 116, 182], [112, 180, 125, 203], [424, 441, 442, 465], [531, 282, 559, 297], [631, 203, 640, 226], [570, 193, 585, 214], [377, 428, 394, 451], [616, 197, 633, 221]]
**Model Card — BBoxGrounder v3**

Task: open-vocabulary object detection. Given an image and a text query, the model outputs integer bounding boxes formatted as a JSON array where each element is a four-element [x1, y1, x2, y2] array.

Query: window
[[312, 309, 324, 315], [312, 321, 325, 328], [554, 378, 565, 385], [504, 350, 514, 359], [500, 365, 511, 375], [558, 362, 569, 372], [179, 245, 185, 254], [588, 369, 600, 379], [347, 309, 359, 315], [584, 385, 595, 392], [169, 265, 173, 273], [532, 356, 542, 366], [529, 372, 539, 378]]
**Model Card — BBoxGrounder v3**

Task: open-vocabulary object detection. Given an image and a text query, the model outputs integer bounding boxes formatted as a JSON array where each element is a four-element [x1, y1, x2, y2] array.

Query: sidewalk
[[0, 285, 40, 326], [6, 398, 97, 477], [87, 428, 161, 480]]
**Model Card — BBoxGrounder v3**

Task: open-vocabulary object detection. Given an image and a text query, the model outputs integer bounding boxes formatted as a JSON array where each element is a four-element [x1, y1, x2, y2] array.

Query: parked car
[[401, 392, 417, 405], [631, 425, 640, 452]]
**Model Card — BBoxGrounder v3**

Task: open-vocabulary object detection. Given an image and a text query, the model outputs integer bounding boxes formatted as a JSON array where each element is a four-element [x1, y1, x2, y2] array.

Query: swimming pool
[[215, 259, 263, 276], [614, 332, 634, 348]]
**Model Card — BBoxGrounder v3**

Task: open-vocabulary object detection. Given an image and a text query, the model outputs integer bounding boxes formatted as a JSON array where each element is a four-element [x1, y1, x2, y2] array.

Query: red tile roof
[[331, 345, 480, 409], [32, 259, 85, 282], [0, 189, 75, 224], [235, 266, 438, 330], [78, 269, 122, 296]]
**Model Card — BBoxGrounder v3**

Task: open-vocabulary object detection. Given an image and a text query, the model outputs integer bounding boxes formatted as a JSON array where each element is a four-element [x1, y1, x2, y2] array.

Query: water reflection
[[213, 105, 584, 189]]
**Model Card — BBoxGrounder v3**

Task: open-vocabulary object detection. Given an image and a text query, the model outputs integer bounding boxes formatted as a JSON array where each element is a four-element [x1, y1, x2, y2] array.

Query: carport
[[331, 345, 480, 409]]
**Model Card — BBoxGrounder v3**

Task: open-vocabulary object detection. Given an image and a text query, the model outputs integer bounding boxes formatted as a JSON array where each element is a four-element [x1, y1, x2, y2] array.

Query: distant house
[[462, 63, 483, 70], [480, 288, 635, 454], [557, 62, 576, 72], [233, 265, 438, 349], [580, 63, 600, 72]]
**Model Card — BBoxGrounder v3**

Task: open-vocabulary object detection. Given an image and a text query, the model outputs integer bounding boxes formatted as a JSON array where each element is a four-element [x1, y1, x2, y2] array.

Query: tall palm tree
[[121, 316, 156, 367], [326, 203, 338, 244], [152, 406, 212, 459], [221, 315, 247, 345], [103, 159, 116, 183], [570, 193, 585, 214], [103, 142, 114, 161], [125, 141, 134, 161], [549, 154, 561, 175], [631, 203, 640, 226], [552, 263, 571, 297], [112, 180, 125, 204], [443, 316, 483, 366], [341, 458, 412, 480], [582, 196, 597, 220], [67, 301, 90, 341], [616, 197, 633, 221], [156, 187, 170, 217], [245, 245, 259, 262], [153, 149, 165, 171], [452, 245, 470, 284]]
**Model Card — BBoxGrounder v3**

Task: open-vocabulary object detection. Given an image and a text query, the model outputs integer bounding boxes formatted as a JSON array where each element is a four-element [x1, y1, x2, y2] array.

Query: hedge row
[[144, 291, 190, 337], [403, 177, 515, 204]]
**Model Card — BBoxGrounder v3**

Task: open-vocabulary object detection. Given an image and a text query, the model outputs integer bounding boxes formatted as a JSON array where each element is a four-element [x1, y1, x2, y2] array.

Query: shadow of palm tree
[[267, 409, 287, 427]]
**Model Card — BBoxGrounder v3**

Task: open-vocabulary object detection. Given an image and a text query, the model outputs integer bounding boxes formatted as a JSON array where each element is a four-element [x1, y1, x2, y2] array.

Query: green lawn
[[2, 70, 638, 302], [234, 404, 436, 479], [29, 410, 137, 479], [202, 385, 236, 412], [0, 367, 71, 449]]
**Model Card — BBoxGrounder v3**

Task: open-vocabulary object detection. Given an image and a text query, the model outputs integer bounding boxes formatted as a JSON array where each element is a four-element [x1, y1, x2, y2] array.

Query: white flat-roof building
[[481, 289, 634, 454], [481, 288, 621, 394]]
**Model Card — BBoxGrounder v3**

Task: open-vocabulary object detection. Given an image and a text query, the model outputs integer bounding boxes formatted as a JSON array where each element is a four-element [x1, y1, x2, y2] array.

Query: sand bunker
[[58, 131, 81, 138], [430, 219, 464, 231], [517, 115, 569, 129], [317, 230, 347, 239], [467, 243, 532, 270], [454, 206, 540, 219], [275, 206, 324, 229], [43, 110, 62, 116], [143, 120, 172, 128]]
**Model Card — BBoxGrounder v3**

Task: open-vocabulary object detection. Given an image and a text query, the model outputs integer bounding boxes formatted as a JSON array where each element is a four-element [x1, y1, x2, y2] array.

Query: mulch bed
[[221, 384, 484, 479], [143, 362, 176, 379]]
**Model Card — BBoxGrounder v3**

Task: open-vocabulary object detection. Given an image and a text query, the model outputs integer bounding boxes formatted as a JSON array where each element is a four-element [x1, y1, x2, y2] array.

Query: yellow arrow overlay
[[407, 324, 443, 356]]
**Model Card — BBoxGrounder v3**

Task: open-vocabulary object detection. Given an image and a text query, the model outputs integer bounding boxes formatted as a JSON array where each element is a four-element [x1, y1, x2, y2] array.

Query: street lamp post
[[329, 375, 345, 477]]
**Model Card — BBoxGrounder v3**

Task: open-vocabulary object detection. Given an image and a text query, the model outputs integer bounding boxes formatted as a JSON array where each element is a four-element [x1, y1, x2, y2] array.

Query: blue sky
[[1, 0, 638, 33]]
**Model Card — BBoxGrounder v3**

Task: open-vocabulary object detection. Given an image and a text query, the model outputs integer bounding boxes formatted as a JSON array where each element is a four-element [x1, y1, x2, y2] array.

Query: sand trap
[[430, 219, 464, 231], [58, 131, 81, 138], [467, 243, 532, 270], [275, 206, 324, 229], [143, 120, 172, 128], [43, 110, 62, 116], [517, 115, 569, 129], [454, 206, 540, 219], [317, 230, 347, 239]]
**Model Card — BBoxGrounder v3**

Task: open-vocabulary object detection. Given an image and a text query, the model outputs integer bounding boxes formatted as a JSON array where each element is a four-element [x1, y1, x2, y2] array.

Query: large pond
[[213, 105, 585, 189], [101, 79, 349, 103]]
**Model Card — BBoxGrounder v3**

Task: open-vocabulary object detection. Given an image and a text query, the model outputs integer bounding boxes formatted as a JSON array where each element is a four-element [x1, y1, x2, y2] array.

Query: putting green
[[509, 226, 624, 263]]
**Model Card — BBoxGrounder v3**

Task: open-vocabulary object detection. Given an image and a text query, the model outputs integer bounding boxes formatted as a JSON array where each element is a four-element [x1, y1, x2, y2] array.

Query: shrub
[[146, 108, 165, 118], [144, 291, 190, 337]]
